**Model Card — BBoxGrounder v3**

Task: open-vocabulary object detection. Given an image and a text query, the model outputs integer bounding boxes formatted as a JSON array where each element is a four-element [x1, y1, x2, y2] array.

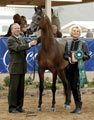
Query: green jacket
[[7, 35, 30, 74]]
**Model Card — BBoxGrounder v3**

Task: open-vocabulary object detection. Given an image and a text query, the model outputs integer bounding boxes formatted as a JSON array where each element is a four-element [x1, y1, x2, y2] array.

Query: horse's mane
[[44, 14, 52, 28], [40, 13, 53, 35]]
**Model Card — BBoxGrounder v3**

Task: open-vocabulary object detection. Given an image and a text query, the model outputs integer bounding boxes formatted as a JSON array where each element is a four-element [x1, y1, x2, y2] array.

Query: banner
[[0, 37, 40, 73], [82, 38, 94, 71], [0, 37, 94, 73]]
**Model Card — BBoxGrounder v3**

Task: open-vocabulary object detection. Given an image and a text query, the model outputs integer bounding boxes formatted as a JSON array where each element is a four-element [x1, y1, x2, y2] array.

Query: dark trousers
[[8, 74, 25, 111], [68, 63, 82, 106]]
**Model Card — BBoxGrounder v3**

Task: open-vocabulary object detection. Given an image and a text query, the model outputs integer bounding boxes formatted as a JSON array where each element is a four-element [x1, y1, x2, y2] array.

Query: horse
[[29, 7, 70, 112]]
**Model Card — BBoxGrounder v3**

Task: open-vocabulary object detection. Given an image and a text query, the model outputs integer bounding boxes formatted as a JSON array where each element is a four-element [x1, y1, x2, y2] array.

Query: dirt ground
[[0, 90, 94, 120]]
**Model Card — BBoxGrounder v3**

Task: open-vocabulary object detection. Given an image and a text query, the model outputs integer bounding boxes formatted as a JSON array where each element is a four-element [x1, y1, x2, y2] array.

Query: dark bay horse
[[29, 7, 70, 112]]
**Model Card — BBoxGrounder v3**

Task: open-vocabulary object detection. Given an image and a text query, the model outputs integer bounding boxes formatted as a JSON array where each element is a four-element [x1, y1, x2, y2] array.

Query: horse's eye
[[37, 16, 41, 21]]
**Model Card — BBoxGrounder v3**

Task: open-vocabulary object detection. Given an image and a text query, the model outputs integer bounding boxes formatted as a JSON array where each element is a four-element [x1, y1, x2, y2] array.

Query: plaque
[[71, 51, 78, 62]]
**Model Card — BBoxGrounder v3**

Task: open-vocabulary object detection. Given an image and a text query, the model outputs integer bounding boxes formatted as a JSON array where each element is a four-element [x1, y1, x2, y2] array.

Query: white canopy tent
[[0, 0, 93, 20]]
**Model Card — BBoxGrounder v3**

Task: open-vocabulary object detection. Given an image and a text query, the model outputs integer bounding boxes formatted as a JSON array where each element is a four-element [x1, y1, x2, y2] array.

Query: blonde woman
[[64, 25, 90, 114]]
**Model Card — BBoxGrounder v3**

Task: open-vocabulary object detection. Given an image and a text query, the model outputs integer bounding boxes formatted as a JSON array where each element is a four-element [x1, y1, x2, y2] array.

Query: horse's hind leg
[[58, 70, 71, 108], [51, 73, 57, 112], [36, 67, 44, 112], [64, 67, 71, 106]]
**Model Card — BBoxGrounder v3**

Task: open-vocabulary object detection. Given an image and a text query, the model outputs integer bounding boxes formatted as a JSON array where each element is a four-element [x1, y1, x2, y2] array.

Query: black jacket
[[64, 39, 90, 61]]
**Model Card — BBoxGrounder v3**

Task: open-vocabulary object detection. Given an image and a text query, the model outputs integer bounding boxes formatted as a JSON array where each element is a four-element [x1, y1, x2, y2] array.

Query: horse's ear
[[40, 8, 42, 13], [34, 6, 42, 13], [37, 6, 42, 13], [38, 6, 42, 10], [34, 7, 37, 12]]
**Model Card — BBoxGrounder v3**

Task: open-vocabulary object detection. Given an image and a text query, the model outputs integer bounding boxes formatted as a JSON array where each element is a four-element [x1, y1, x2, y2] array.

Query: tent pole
[[45, 0, 52, 21]]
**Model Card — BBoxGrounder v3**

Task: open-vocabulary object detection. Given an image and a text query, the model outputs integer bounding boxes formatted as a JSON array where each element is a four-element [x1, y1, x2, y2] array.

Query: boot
[[70, 102, 82, 114]]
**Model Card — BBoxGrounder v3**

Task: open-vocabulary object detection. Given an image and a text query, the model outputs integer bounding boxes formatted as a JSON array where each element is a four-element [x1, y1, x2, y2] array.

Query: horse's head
[[29, 7, 50, 32]]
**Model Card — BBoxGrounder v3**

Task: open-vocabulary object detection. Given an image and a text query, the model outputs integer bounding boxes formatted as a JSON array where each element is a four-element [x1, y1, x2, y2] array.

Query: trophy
[[71, 51, 78, 62]]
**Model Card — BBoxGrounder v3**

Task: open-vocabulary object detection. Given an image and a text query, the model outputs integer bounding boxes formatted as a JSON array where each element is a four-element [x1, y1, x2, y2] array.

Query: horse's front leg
[[51, 72, 57, 112], [36, 67, 44, 112]]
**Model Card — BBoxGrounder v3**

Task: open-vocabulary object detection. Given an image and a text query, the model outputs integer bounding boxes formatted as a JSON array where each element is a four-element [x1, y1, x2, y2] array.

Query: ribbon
[[74, 50, 88, 88]]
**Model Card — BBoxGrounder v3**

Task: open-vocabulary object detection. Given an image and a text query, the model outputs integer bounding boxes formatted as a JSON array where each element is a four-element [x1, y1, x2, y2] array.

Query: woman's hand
[[69, 57, 75, 64]]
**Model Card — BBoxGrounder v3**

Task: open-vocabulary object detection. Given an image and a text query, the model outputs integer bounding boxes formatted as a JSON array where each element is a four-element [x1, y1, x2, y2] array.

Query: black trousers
[[8, 74, 25, 111], [68, 63, 82, 106]]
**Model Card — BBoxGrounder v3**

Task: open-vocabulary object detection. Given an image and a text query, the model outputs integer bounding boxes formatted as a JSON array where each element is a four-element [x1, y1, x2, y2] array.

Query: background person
[[21, 15, 27, 24], [4, 14, 22, 37], [20, 23, 28, 37], [64, 25, 90, 114], [4, 24, 13, 37], [86, 29, 93, 38], [52, 25, 62, 38], [13, 13, 21, 25], [7, 23, 37, 113], [51, 8, 61, 31]]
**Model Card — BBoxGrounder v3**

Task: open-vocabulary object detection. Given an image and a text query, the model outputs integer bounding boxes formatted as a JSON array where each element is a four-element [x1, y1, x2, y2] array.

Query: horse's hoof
[[51, 107, 56, 112], [64, 104, 71, 109], [36, 107, 41, 112]]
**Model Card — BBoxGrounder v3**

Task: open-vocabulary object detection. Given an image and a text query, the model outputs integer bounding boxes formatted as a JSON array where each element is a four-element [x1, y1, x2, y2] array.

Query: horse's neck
[[41, 25, 55, 50]]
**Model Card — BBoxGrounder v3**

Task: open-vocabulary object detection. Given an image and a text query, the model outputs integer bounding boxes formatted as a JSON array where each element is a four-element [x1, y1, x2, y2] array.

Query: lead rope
[[32, 46, 36, 80], [28, 44, 36, 81], [28, 27, 40, 81]]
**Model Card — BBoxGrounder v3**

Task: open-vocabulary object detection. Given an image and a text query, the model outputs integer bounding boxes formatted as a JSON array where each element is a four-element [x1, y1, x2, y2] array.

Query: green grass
[[88, 81, 94, 88], [0, 83, 4, 91]]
